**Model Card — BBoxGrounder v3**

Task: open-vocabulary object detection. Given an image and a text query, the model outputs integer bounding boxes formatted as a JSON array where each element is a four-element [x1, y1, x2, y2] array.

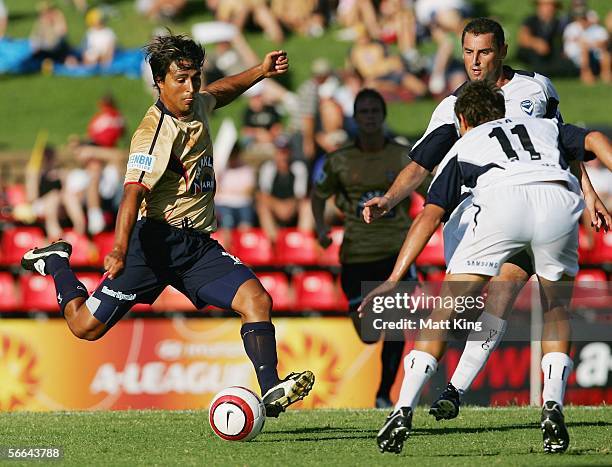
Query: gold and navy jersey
[[124, 92, 218, 233], [314, 140, 412, 264]]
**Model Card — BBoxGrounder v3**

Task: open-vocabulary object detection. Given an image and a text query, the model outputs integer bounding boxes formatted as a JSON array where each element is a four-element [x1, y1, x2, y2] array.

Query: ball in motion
[[209, 386, 266, 441]]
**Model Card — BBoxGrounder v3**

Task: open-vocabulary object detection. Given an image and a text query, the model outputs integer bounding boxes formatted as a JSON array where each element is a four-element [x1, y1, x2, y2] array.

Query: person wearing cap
[[82, 7, 116, 66], [517, 0, 578, 77], [256, 135, 313, 243]]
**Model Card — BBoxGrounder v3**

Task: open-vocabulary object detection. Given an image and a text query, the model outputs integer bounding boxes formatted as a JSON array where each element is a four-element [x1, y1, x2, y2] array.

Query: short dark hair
[[145, 33, 205, 90], [353, 88, 387, 117], [454, 80, 505, 128], [461, 18, 505, 51]]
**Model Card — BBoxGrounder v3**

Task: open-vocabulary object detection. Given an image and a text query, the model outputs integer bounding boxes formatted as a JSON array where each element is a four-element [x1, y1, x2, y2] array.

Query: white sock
[[450, 312, 507, 394], [394, 350, 438, 411], [541, 352, 573, 407]]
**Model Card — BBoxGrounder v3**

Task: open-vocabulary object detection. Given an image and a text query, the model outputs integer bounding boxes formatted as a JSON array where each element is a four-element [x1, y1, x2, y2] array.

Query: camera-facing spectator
[[256, 135, 313, 244], [517, 0, 578, 77], [564, 7, 610, 84], [241, 84, 283, 150], [30, 1, 74, 66]]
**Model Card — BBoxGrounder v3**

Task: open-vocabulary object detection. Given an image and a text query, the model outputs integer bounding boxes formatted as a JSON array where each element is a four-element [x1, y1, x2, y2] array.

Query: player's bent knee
[[70, 309, 106, 341]]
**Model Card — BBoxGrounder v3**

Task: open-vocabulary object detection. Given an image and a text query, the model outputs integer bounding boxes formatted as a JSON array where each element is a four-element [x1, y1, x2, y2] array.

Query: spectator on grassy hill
[[563, 7, 610, 84], [82, 7, 116, 66], [517, 0, 578, 77], [0, 0, 7, 39], [270, 0, 325, 37], [136, 0, 187, 22], [256, 135, 313, 244], [347, 26, 427, 100], [378, 0, 421, 69], [208, 0, 284, 43], [30, 1, 74, 66], [215, 143, 257, 248], [336, 0, 381, 41]]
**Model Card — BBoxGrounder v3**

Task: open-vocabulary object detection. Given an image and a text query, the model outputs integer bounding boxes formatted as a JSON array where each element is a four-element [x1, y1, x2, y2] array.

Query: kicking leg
[[21, 241, 107, 340], [433, 261, 530, 420], [378, 274, 486, 454], [229, 278, 314, 417]]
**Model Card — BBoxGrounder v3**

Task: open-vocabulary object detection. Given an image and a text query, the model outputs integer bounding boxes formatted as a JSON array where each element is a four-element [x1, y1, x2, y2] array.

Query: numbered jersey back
[[454, 117, 580, 193]]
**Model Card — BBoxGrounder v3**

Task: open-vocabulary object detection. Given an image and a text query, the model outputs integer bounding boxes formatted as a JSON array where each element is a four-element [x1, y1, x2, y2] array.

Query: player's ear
[[458, 113, 469, 135], [499, 43, 508, 60]]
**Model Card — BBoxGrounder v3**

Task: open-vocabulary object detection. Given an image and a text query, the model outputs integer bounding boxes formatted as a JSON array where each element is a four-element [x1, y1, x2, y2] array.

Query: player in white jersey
[[361, 17, 611, 424], [364, 81, 612, 455]]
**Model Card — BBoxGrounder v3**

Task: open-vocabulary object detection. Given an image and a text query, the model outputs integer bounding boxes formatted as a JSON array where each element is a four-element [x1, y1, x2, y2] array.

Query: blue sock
[[45, 256, 88, 316], [241, 321, 280, 395]]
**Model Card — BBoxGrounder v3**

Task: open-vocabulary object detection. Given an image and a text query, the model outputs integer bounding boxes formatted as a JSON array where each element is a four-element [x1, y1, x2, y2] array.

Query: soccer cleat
[[377, 407, 412, 454], [262, 371, 315, 418], [429, 382, 461, 421], [541, 401, 570, 453], [21, 240, 72, 276]]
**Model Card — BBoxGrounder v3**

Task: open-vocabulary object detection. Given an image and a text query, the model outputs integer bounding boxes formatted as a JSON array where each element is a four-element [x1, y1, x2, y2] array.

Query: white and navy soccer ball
[[209, 386, 266, 441]]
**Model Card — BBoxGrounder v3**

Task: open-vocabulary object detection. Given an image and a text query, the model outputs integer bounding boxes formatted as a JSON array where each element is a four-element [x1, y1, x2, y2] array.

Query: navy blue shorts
[[85, 218, 256, 327]]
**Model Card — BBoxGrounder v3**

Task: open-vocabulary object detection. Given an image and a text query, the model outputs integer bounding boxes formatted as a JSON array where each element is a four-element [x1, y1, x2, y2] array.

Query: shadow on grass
[[260, 420, 612, 443]]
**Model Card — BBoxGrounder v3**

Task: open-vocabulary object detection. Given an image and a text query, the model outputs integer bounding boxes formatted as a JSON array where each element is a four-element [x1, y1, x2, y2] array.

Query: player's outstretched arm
[[104, 183, 147, 279], [362, 162, 429, 223], [585, 131, 612, 171], [204, 50, 289, 109], [358, 203, 445, 314], [570, 159, 611, 232]]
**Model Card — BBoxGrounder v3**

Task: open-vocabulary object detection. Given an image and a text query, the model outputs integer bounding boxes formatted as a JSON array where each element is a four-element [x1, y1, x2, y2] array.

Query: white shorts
[[442, 195, 474, 265], [447, 183, 584, 281]]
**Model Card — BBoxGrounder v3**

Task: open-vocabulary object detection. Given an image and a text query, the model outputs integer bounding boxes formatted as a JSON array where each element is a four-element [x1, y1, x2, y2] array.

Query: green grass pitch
[[1, 407, 610, 466]]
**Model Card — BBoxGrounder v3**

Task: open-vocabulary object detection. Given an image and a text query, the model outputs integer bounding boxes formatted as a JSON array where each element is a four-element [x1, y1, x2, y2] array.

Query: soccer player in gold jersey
[[312, 89, 417, 408], [22, 33, 314, 417]]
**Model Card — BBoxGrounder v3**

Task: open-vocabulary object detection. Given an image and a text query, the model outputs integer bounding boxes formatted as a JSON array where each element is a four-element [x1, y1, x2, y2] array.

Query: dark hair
[[461, 18, 505, 51], [454, 80, 505, 127], [144, 33, 205, 90], [353, 88, 387, 117]]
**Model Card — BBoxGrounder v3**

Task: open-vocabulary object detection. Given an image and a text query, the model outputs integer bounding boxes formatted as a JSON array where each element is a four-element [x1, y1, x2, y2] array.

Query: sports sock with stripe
[[541, 352, 573, 407], [394, 350, 438, 411]]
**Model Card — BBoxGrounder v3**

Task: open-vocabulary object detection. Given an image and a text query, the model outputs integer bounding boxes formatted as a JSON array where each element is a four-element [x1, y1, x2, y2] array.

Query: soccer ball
[[209, 386, 266, 441]]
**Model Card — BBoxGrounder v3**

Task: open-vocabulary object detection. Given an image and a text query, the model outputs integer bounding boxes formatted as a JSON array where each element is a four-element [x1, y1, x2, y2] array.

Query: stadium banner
[[0, 318, 610, 411]]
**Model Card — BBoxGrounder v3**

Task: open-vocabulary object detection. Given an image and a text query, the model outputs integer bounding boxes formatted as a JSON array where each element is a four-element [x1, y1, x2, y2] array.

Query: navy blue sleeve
[[425, 156, 461, 222], [558, 123, 593, 162], [411, 124, 460, 172]]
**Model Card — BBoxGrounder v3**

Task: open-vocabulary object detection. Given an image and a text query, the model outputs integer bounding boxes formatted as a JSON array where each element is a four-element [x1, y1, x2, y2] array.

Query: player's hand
[[104, 247, 126, 279], [357, 280, 397, 318], [584, 190, 611, 232], [261, 51, 289, 78], [362, 196, 391, 224], [316, 227, 332, 249]]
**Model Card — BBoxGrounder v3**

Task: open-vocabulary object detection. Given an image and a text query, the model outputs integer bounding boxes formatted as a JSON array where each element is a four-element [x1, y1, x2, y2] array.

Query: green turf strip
[[1, 407, 610, 466]]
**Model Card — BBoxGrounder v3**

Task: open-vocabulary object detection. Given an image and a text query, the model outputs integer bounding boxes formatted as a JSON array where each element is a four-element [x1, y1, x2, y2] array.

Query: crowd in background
[[0, 0, 610, 243]]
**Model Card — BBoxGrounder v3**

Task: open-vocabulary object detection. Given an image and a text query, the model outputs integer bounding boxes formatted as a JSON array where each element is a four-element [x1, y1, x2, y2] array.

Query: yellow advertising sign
[[0, 318, 384, 411]]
